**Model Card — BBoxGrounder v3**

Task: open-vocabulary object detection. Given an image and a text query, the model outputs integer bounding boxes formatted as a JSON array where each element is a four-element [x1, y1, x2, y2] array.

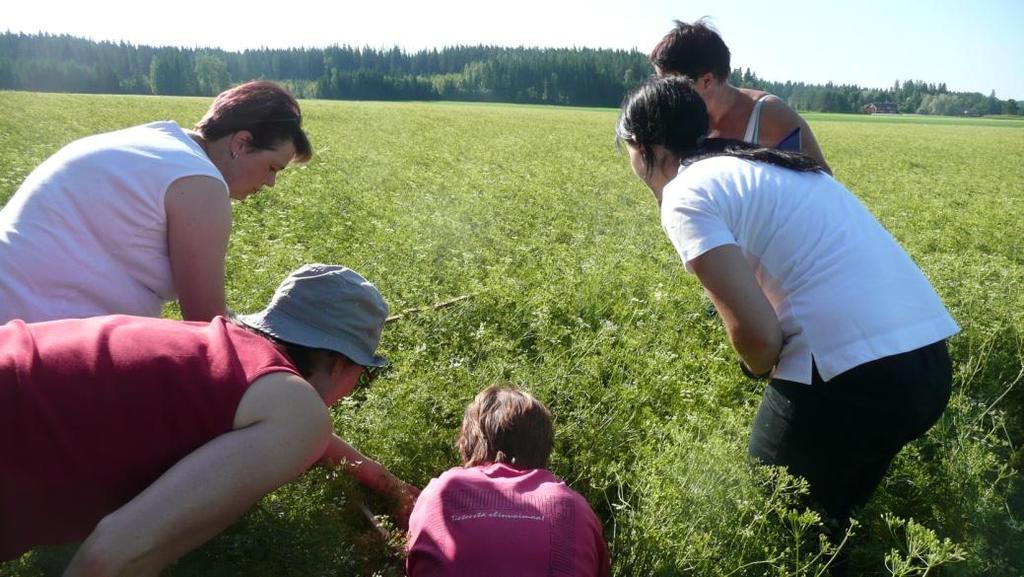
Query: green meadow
[[1, 91, 1022, 576], [804, 111, 1024, 128]]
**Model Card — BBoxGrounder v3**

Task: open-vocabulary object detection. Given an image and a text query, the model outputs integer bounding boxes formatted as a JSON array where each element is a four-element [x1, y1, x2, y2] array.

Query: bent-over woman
[[0, 264, 416, 574], [0, 80, 311, 323], [615, 75, 957, 542]]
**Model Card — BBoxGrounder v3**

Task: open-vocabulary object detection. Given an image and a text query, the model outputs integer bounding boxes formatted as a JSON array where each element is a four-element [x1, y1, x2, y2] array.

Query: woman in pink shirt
[[407, 385, 610, 577]]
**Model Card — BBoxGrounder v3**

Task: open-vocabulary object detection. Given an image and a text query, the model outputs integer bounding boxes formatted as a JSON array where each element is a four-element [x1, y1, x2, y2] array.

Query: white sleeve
[[660, 184, 737, 273]]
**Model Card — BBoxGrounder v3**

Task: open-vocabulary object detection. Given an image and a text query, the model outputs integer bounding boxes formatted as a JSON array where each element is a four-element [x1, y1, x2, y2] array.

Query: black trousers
[[748, 340, 952, 527]]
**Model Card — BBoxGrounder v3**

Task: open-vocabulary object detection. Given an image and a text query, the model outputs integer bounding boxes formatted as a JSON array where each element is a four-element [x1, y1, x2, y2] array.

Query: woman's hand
[[358, 461, 420, 530], [387, 478, 421, 529], [320, 434, 420, 526]]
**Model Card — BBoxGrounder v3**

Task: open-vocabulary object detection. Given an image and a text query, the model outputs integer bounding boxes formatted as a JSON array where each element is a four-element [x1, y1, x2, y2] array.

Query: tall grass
[[1, 92, 1021, 576]]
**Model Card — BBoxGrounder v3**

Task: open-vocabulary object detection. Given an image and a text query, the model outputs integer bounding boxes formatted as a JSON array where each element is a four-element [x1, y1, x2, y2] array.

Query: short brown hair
[[194, 80, 312, 162], [649, 18, 731, 82], [458, 385, 554, 470]]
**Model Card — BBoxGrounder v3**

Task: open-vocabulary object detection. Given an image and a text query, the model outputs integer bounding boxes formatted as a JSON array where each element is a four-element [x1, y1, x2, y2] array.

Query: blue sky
[[7, 0, 1023, 99]]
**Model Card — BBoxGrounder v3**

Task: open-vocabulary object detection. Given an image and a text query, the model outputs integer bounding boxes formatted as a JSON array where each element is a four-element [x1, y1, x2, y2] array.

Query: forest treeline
[[2, 32, 1021, 116]]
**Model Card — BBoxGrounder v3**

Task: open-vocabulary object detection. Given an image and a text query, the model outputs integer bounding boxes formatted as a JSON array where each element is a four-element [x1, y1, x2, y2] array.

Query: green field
[[805, 111, 1024, 128], [1, 91, 1022, 577]]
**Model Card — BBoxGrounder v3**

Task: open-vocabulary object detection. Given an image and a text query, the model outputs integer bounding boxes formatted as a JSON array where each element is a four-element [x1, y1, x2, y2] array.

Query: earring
[[231, 151, 238, 159]]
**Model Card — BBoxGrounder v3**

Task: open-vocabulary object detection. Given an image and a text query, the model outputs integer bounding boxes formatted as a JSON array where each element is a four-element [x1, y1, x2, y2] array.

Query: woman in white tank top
[[0, 81, 313, 323], [649, 18, 830, 173]]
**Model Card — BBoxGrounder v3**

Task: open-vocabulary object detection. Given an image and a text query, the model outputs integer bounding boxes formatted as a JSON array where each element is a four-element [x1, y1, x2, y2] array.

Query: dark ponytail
[[685, 137, 825, 172], [616, 76, 826, 175]]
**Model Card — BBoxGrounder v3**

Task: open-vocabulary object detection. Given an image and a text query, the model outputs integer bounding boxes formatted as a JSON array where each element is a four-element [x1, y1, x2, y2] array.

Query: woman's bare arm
[[688, 244, 783, 375], [165, 176, 231, 321], [64, 373, 331, 576]]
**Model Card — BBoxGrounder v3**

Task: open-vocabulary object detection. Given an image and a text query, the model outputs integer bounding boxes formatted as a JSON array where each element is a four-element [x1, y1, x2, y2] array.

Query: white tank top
[[0, 121, 227, 322]]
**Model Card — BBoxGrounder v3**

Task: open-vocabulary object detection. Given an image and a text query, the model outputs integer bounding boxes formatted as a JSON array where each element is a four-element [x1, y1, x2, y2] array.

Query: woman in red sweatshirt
[[0, 264, 416, 575]]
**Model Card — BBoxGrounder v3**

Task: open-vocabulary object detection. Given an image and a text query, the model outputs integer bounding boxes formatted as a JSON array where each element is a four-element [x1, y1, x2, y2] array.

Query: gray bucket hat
[[237, 264, 389, 367]]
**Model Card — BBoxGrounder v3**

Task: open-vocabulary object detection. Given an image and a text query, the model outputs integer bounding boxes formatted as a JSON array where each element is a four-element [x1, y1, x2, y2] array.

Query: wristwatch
[[740, 361, 773, 380]]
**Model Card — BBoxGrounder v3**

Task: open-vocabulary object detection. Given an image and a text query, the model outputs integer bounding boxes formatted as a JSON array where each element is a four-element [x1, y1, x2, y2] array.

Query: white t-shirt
[[0, 121, 227, 323], [661, 155, 959, 384]]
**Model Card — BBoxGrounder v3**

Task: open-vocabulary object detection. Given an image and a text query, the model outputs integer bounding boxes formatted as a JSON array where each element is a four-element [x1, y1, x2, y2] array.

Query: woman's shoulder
[[425, 464, 560, 489], [745, 95, 807, 145], [423, 465, 485, 487], [62, 121, 211, 172], [668, 156, 824, 211], [81, 121, 183, 147], [738, 88, 772, 102], [413, 466, 489, 502]]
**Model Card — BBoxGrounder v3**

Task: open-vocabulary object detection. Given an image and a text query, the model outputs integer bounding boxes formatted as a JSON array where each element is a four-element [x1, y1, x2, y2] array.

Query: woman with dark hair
[[616, 75, 958, 546], [0, 80, 313, 324], [650, 18, 831, 173], [0, 264, 417, 574], [406, 385, 610, 577]]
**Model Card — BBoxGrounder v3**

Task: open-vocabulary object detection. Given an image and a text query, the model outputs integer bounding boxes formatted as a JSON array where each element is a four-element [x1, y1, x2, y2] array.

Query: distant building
[[864, 102, 899, 114]]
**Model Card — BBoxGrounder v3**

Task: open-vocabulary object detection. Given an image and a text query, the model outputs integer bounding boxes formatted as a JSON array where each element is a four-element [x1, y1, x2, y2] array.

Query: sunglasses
[[358, 363, 391, 388]]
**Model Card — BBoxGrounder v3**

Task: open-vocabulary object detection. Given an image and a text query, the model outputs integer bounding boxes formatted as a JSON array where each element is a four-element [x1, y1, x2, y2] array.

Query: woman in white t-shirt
[[0, 81, 312, 323], [615, 76, 958, 545]]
